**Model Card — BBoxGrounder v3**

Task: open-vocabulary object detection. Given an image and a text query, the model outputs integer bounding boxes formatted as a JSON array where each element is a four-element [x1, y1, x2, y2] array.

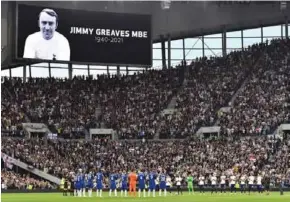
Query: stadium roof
[[16, 1, 289, 41]]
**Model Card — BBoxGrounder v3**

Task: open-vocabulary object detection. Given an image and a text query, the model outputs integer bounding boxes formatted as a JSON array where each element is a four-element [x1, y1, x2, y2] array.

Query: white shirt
[[176, 177, 182, 186], [199, 176, 204, 185], [240, 176, 246, 185], [230, 176, 236, 185], [220, 175, 226, 184], [211, 176, 217, 185], [257, 176, 262, 185], [166, 177, 172, 186], [249, 176, 255, 185], [23, 31, 70, 61]]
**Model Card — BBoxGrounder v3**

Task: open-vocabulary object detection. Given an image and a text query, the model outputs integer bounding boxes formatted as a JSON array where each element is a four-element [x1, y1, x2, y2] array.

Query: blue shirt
[[110, 174, 118, 185], [122, 173, 128, 185], [149, 172, 156, 185], [160, 173, 166, 183], [96, 172, 103, 184], [138, 172, 146, 185]]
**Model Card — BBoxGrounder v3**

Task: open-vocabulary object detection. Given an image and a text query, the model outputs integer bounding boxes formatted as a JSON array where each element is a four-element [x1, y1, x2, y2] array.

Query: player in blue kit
[[120, 170, 128, 197], [96, 170, 103, 197], [159, 171, 167, 196], [87, 171, 94, 197], [138, 170, 146, 197], [76, 170, 83, 197], [148, 171, 157, 197], [81, 172, 86, 197], [109, 173, 118, 197]]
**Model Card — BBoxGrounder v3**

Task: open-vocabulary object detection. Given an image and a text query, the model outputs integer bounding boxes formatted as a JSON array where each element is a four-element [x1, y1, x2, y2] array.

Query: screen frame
[[15, 3, 153, 67]]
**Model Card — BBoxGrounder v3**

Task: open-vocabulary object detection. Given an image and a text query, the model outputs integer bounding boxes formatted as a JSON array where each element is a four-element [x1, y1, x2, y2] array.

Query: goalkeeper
[[187, 172, 194, 195]]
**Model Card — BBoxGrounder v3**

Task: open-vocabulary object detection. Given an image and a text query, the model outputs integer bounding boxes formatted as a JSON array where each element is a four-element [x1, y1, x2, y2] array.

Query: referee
[[70, 177, 75, 196], [263, 175, 270, 195], [63, 177, 68, 196]]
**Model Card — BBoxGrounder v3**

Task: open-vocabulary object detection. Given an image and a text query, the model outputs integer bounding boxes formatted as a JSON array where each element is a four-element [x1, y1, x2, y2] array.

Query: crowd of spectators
[[2, 39, 289, 140], [158, 41, 267, 138], [2, 69, 181, 139], [99, 69, 181, 139], [1, 136, 290, 187], [1, 170, 55, 190], [219, 39, 290, 137]]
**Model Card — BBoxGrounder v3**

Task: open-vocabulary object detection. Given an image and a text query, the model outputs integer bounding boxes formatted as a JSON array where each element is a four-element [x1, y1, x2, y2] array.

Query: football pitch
[[2, 192, 290, 202]]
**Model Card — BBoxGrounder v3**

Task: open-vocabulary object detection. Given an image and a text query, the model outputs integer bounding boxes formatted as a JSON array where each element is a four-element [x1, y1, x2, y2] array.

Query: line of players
[[70, 169, 270, 197], [72, 169, 171, 197], [197, 172, 270, 194]]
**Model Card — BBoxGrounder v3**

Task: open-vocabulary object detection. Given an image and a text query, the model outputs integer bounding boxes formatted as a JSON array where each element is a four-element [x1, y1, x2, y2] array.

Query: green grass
[[2, 192, 290, 202]]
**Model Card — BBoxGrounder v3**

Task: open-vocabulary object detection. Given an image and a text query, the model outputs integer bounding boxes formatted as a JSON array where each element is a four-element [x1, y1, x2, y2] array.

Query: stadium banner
[[16, 4, 152, 66], [89, 128, 113, 135], [22, 123, 48, 133], [198, 126, 221, 134], [280, 124, 290, 130]]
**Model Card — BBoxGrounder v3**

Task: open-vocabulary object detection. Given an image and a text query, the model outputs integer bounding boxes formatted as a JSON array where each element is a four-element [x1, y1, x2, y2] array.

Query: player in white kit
[[210, 174, 217, 194], [230, 175, 236, 193], [240, 174, 247, 193], [256, 174, 263, 194], [248, 174, 255, 194], [198, 175, 205, 193], [220, 174, 226, 193]]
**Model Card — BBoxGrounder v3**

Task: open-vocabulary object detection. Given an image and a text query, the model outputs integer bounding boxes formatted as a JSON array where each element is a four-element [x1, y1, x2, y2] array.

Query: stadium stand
[[1, 1, 290, 192]]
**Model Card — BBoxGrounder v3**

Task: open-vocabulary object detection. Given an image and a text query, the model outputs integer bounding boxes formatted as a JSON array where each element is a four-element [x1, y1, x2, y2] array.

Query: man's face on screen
[[39, 12, 57, 40]]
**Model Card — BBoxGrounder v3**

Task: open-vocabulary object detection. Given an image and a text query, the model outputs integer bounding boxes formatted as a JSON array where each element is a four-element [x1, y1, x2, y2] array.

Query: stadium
[[1, 1, 290, 202]]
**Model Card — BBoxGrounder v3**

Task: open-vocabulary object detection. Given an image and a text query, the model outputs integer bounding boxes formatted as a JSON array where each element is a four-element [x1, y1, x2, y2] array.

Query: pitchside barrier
[[2, 187, 290, 193]]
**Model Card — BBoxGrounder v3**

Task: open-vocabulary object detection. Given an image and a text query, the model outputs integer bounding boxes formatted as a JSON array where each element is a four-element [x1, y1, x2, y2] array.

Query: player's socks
[[148, 190, 151, 197], [159, 189, 161, 196], [125, 190, 128, 197], [83, 189, 86, 197], [77, 190, 81, 197], [114, 189, 117, 197], [100, 190, 102, 197], [143, 190, 146, 197], [138, 189, 141, 197], [74, 190, 77, 197], [121, 190, 123, 197], [109, 189, 112, 197], [96, 190, 99, 197], [164, 189, 167, 196], [153, 190, 156, 197]]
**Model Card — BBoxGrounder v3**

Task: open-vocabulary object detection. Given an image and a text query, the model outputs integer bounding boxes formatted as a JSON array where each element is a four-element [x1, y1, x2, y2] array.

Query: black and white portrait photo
[[23, 8, 70, 61]]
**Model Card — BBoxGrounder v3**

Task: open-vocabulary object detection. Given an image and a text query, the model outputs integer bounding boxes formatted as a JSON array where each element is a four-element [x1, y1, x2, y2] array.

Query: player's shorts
[[97, 184, 103, 190], [230, 184, 235, 189], [81, 182, 85, 189], [139, 184, 145, 190], [87, 183, 93, 189], [159, 182, 166, 190], [257, 185, 262, 190], [188, 185, 193, 189], [211, 184, 216, 189], [199, 185, 204, 189], [121, 183, 128, 190], [248, 184, 253, 189], [110, 184, 116, 190], [221, 184, 226, 189], [129, 183, 136, 188], [149, 184, 156, 191], [75, 183, 81, 190], [240, 184, 245, 189]]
